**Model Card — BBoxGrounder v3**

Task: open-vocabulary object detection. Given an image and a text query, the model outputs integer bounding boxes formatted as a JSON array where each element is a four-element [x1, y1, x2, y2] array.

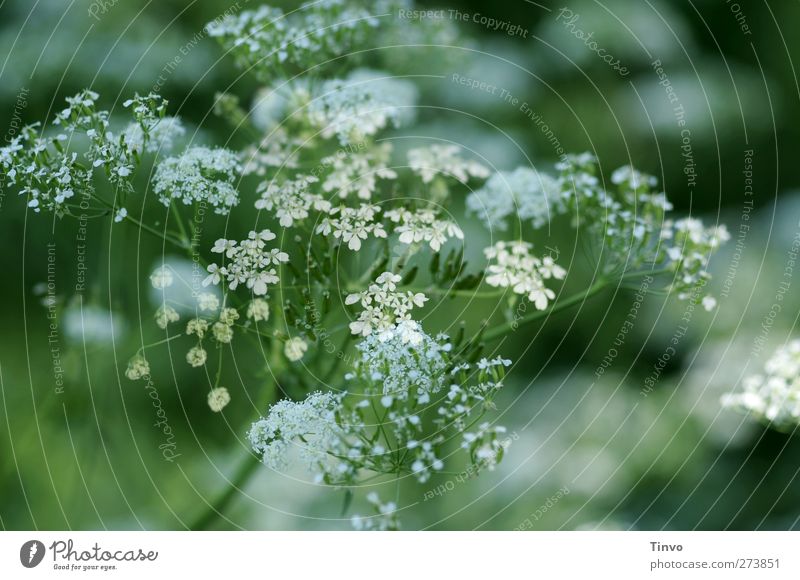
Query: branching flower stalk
[[0, 0, 730, 530]]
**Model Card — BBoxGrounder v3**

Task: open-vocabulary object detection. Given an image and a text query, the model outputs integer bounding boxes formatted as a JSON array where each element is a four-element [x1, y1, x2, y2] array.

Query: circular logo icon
[[20, 540, 46, 568]]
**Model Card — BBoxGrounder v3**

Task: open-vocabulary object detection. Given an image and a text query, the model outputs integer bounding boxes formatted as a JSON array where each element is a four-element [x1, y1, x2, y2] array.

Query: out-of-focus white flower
[[125, 356, 150, 381], [208, 387, 231, 412], [247, 298, 270, 322], [722, 340, 800, 430], [150, 265, 174, 289], [284, 337, 308, 362], [186, 345, 208, 368], [407, 144, 489, 184], [321, 143, 396, 200]]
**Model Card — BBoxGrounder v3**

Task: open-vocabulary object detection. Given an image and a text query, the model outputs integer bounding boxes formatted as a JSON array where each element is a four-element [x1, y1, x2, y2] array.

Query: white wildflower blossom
[[153, 146, 242, 215], [186, 345, 208, 368], [150, 265, 174, 289], [247, 298, 270, 322], [186, 318, 209, 339], [722, 340, 800, 431], [155, 304, 180, 329], [407, 144, 489, 184], [345, 272, 427, 339], [248, 391, 354, 483], [308, 69, 417, 144], [284, 337, 308, 361], [321, 142, 396, 200], [196, 292, 220, 312], [241, 128, 303, 176], [255, 175, 331, 227], [113, 207, 128, 223], [351, 492, 399, 531], [467, 167, 562, 231], [208, 387, 231, 412], [212, 321, 234, 343], [483, 241, 566, 310], [203, 230, 288, 296], [123, 116, 185, 154], [125, 356, 150, 381], [315, 203, 387, 251], [385, 208, 464, 252]]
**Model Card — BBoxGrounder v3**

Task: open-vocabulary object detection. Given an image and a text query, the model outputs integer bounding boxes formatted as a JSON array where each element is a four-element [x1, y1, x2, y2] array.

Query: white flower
[[150, 265, 174, 289], [321, 142, 396, 200], [284, 337, 308, 362], [247, 298, 270, 322], [316, 203, 387, 251], [123, 116, 185, 154], [385, 208, 463, 252], [186, 318, 209, 338], [722, 340, 800, 430], [701, 296, 717, 311], [203, 230, 287, 296], [483, 241, 566, 310], [407, 144, 489, 184], [153, 146, 241, 215], [114, 207, 128, 222], [125, 356, 150, 381], [255, 175, 330, 227], [467, 167, 562, 231], [308, 69, 417, 144], [208, 387, 231, 412], [155, 304, 180, 329], [196, 292, 219, 312], [212, 321, 234, 343], [347, 272, 427, 339], [186, 345, 208, 367]]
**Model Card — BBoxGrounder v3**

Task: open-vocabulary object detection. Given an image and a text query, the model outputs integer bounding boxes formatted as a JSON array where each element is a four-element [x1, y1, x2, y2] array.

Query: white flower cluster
[[123, 116, 185, 154], [385, 208, 464, 252], [0, 90, 171, 214], [203, 230, 289, 296], [722, 340, 800, 431], [483, 241, 567, 310], [316, 203, 387, 251], [206, 2, 386, 83], [351, 492, 399, 531], [255, 175, 331, 227], [248, 391, 353, 483], [661, 217, 730, 306], [153, 146, 242, 215], [321, 143, 396, 200], [249, 322, 511, 491], [308, 69, 418, 144], [345, 272, 427, 339], [241, 128, 303, 176], [354, 320, 449, 397], [467, 167, 562, 231], [407, 144, 489, 184]]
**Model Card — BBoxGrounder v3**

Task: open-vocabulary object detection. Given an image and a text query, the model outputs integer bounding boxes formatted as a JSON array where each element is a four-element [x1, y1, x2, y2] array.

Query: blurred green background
[[1, 0, 800, 530]]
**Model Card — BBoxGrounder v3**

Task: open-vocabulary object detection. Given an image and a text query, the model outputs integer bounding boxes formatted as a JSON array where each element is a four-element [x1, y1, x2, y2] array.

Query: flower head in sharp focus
[[345, 272, 427, 340], [315, 203, 387, 251], [384, 208, 464, 252], [407, 144, 489, 184], [153, 146, 242, 215], [203, 230, 288, 296], [484, 241, 566, 310], [722, 340, 800, 431]]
